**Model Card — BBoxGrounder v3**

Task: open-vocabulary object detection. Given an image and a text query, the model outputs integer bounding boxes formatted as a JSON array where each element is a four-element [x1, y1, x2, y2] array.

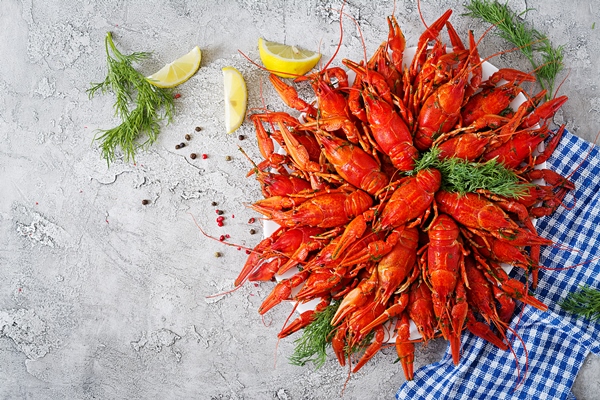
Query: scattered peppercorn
[[174, 93, 181, 99], [217, 221, 224, 227], [226, 234, 231, 238], [202, 153, 208, 159], [245, 249, 251, 254], [217, 216, 225, 222], [219, 235, 225, 241], [185, 134, 191, 141], [248, 217, 256, 224], [211, 201, 218, 206], [190, 153, 197, 159], [142, 199, 150, 205], [175, 144, 181, 149], [195, 126, 202, 132], [249, 229, 256, 235], [214, 252, 221, 257], [238, 135, 245, 140], [179, 142, 186, 148], [225, 155, 232, 161], [216, 209, 224, 215]]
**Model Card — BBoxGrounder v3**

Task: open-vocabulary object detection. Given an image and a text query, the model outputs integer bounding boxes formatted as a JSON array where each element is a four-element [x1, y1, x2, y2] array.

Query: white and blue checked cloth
[[397, 129, 600, 400]]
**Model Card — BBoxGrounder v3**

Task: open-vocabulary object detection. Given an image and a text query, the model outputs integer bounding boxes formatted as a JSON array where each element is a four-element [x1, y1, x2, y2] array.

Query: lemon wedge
[[147, 46, 202, 88], [222, 66, 248, 134], [258, 38, 321, 79]]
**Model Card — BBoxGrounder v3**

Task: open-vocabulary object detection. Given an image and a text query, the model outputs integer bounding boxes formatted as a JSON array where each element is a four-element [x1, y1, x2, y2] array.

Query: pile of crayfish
[[235, 9, 574, 381]]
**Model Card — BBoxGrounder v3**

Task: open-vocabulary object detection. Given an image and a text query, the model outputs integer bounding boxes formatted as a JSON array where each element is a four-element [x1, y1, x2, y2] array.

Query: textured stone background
[[1, 0, 598, 399]]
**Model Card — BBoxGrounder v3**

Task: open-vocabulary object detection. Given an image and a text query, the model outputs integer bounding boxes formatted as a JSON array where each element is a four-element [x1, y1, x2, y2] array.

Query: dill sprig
[[411, 146, 441, 173], [88, 32, 174, 165], [560, 285, 600, 322], [413, 148, 529, 198], [439, 157, 528, 198], [289, 300, 340, 369], [464, 0, 564, 100]]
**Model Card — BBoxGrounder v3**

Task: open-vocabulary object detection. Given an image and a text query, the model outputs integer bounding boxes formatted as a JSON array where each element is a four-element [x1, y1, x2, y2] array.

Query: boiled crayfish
[[231, 7, 576, 385]]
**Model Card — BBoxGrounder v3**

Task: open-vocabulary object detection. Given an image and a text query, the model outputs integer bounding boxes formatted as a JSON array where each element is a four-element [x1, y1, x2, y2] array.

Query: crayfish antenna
[[539, 255, 600, 274], [274, 302, 299, 368], [189, 212, 253, 251], [339, 357, 352, 397], [503, 324, 529, 392], [337, 8, 368, 72], [324, 1, 346, 73], [205, 284, 244, 299], [190, 212, 266, 296], [237, 50, 306, 81], [417, 0, 428, 30]]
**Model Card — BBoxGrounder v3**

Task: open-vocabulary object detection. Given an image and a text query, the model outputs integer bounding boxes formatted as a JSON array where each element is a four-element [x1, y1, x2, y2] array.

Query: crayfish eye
[[330, 76, 339, 88]]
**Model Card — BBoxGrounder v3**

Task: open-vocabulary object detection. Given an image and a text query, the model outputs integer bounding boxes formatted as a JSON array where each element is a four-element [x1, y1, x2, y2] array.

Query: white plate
[[262, 46, 537, 343]]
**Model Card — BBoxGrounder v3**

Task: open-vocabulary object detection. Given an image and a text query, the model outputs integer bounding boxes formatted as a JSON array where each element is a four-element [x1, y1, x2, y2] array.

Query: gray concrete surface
[[1, 0, 599, 399]]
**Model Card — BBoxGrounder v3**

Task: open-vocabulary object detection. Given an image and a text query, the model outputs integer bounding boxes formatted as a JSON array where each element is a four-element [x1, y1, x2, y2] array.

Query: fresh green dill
[[413, 148, 529, 198], [464, 0, 564, 100], [560, 285, 600, 321], [88, 32, 174, 165], [439, 157, 529, 198], [411, 146, 441, 173], [289, 300, 340, 368]]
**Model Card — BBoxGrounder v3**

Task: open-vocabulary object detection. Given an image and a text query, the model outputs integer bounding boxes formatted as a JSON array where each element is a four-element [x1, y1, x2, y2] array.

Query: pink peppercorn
[[202, 154, 208, 159]]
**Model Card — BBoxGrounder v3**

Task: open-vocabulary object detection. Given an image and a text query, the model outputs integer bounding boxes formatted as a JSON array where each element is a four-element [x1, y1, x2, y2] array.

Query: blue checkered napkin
[[396, 129, 600, 400]]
